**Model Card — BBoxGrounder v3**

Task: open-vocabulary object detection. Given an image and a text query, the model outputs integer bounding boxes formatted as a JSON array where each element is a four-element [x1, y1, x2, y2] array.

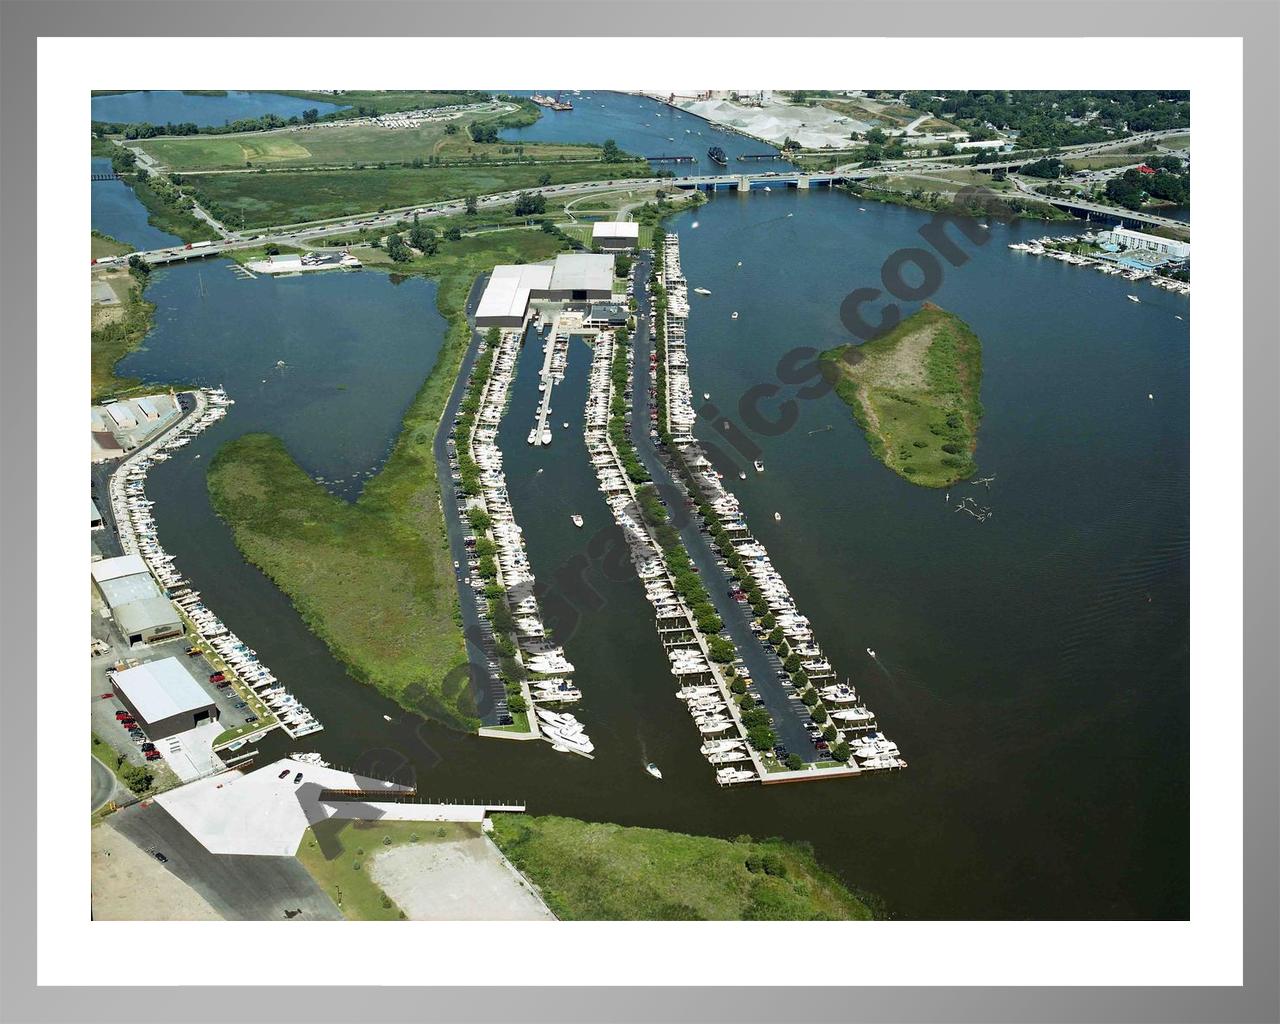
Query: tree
[[385, 233, 412, 263], [707, 635, 736, 662], [302, 108, 319, 124], [538, 171, 552, 186], [785, 753, 804, 771], [729, 677, 747, 695], [810, 703, 828, 724], [507, 694, 527, 713], [120, 763, 154, 795], [601, 138, 622, 162], [464, 195, 479, 216], [747, 724, 777, 751], [822, 724, 838, 743], [513, 191, 546, 216], [767, 626, 784, 647], [800, 688, 819, 708], [830, 741, 851, 763]]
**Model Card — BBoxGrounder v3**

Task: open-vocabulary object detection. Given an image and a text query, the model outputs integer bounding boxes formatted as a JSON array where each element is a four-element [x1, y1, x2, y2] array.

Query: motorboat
[[773, 512, 781, 521], [693, 288, 711, 296], [571, 514, 584, 528], [645, 762, 663, 780], [753, 460, 764, 473], [866, 647, 876, 658], [731, 311, 739, 320], [739, 471, 747, 480], [1127, 295, 1140, 303], [541, 430, 552, 445]]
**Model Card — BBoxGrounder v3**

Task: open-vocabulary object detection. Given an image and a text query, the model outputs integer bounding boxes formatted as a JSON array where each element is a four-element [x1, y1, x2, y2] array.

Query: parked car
[[145, 751, 162, 761], [216, 680, 231, 689], [186, 646, 201, 657], [99, 693, 115, 700], [278, 769, 290, 779], [233, 700, 247, 709], [141, 742, 156, 752], [152, 850, 168, 863], [114, 711, 131, 720], [293, 772, 303, 784], [208, 672, 226, 683], [243, 715, 258, 724]]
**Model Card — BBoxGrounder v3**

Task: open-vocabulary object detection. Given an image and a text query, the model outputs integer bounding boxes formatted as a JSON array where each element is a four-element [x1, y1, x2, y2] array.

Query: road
[[93, 127, 1188, 271], [91, 756, 118, 811], [432, 273, 511, 726]]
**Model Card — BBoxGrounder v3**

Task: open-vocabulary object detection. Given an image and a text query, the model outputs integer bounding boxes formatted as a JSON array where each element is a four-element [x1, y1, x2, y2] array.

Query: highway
[[97, 127, 1189, 269]]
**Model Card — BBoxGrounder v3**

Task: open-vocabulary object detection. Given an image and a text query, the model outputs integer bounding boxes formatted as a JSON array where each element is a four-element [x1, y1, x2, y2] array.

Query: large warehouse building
[[475, 253, 616, 328], [92, 554, 184, 646], [591, 220, 640, 251], [111, 658, 219, 740]]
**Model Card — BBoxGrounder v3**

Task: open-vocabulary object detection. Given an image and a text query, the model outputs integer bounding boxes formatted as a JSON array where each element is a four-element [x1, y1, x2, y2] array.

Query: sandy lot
[[370, 833, 554, 921], [91, 823, 222, 920]]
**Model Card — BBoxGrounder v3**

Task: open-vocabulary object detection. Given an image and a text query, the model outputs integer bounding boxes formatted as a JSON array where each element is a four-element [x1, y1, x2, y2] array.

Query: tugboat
[[707, 145, 728, 167]]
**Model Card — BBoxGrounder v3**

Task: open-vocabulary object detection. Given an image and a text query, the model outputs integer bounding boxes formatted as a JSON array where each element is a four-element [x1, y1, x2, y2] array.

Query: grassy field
[[1063, 152, 1157, 171], [490, 815, 875, 920], [206, 227, 571, 731], [820, 303, 984, 488], [183, 161, 651, 229], [296, 819, 479, 920], [91, 230, 133, 259], [136, 111, 600, 172]]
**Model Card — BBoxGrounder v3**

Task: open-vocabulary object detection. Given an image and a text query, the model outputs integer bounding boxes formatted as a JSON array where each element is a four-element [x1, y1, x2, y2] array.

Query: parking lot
[[90, 594, 260, 783]]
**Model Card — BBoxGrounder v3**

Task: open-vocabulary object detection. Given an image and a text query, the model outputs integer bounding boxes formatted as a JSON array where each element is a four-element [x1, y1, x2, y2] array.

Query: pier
[[644, 154, 696, 163], [91, 171, 122, 181], [644, 233, 906, 779]]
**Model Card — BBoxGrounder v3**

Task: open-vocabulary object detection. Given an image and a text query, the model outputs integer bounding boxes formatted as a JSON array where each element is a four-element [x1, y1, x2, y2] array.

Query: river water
[[92, 91, 346, 127], [502, 91, 793, 177], [92, 123, 1189, 921]]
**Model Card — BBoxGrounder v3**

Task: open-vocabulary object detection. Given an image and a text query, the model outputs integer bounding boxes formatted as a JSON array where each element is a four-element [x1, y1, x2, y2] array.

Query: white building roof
[[592, 221, 640, 240], [112, 658, 212, 723], [476, 263, 554, 321], [105, 401, 137, 428], [549, 252, 615, 293], [135, 396, 161, 420], [114, 596, 182, 636], [92, 554, 150, 583]]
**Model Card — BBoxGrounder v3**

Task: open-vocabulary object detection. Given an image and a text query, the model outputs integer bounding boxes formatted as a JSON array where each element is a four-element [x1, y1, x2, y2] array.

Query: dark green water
[[123, 190, 1188, 920]]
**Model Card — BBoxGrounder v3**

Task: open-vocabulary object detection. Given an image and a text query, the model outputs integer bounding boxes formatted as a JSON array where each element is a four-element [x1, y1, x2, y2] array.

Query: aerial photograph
[[88, 87, 1191, 923]]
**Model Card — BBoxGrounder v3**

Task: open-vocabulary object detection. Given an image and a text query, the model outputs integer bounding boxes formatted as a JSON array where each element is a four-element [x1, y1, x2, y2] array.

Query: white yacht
[[1127, 295, 1140, 303], [541, 429, 552, 445], [571, 514, 584, 527], [774, 511, 781, 521], [693, 287, 711, 296]]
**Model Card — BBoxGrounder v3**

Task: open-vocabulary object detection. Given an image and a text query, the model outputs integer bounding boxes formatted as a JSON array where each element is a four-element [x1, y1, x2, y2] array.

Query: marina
[[1007, 233, 1190, 295], [656, 232, 904, 777], [582, 305, 760, 784], [101, 175, 1191, 921], [463, 324, 591, 754], [106, 387, 323, 742]]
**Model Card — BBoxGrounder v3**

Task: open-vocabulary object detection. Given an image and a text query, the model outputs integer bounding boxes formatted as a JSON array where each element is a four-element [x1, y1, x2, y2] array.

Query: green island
[[490, 815, 876, 920], [206, 226, 573, 731], [821, 303, 983, 488]]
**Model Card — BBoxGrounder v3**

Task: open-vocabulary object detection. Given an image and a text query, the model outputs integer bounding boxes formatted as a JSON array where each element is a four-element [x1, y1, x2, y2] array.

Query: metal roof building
[[474, 264, 555, 328], [92, 554, 150, 584], [591, 221, 640, 251], [547, 253, 615, 299], [111, 658, 219, 740], [105, 401, 137, 429], [92, 555, 183, 646], [113, 597, 185, 646]]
